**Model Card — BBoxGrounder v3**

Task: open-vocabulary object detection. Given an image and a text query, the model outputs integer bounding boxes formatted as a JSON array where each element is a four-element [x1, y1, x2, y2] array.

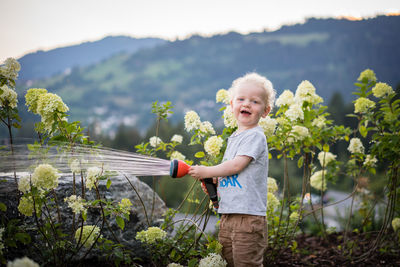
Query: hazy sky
[[1, 0, 399, 60]]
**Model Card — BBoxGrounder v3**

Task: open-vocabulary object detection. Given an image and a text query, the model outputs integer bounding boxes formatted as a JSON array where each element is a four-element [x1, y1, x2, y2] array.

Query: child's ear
[[230, 99, 233, 108], [262, 106, 271, 118]]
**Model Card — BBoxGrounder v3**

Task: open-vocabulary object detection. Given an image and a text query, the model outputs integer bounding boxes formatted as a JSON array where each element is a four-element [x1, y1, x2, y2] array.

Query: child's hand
[[188, 165, 208, 180]]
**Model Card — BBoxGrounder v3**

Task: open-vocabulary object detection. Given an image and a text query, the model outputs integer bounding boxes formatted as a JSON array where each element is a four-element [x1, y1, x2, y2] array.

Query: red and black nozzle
[[170, 159, 190, 178], [170, 159, 219, 209]]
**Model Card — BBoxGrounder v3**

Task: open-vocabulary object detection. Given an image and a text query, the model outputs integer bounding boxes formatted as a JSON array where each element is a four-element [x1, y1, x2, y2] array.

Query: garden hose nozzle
[[170, 159, 219, 209]]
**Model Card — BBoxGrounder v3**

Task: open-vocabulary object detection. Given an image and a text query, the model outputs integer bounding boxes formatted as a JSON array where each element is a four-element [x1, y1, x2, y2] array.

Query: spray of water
[[0, 139, 172, 179]]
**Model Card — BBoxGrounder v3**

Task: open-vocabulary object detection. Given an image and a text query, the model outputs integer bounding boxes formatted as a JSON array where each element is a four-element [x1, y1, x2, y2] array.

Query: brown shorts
[[218, 214, 267, 267]]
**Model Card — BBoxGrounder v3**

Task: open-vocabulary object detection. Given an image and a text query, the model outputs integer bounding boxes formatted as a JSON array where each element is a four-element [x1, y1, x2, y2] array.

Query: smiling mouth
[[240, 110, 251, 115]]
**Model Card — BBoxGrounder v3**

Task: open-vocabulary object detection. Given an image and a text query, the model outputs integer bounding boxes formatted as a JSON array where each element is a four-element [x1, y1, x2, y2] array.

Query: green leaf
[[297, 157, 304, 168], [0, 202, 7, 212], [323, 143, 330, 152], [116, 216, 125, 230], [359, 125, 368, 137], [15, 233, 31, 244], [200, 161, 210, 166], [369, 168, 376, 175], [106, 179, 112, 189], [12, 122, 21, 129], [316, 143, 322, 150], [194, 151, 205, 158], [188, 258, 198, 267], [170, 249, 177, 260]]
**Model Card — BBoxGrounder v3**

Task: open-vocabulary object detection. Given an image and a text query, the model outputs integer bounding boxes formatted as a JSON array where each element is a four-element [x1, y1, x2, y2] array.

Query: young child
[[189, 72, 276, 267]]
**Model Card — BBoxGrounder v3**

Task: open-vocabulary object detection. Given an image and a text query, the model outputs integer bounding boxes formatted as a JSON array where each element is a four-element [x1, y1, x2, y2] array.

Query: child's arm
[[188, 155, 252, 179]]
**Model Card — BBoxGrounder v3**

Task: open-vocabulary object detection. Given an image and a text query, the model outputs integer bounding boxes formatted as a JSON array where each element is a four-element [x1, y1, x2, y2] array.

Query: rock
[[0, 173, 168, 263]]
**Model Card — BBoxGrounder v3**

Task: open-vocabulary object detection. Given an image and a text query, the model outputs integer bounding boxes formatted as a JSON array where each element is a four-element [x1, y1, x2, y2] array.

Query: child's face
[[230, 82, 270, 130]]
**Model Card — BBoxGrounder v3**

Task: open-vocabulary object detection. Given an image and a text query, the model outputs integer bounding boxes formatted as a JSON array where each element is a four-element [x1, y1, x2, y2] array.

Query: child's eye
[[252, 100, 258, 104]]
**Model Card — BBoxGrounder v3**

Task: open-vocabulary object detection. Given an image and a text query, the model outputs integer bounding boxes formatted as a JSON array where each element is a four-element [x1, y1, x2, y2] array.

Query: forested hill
[[17, 36, 166, 81], [21, 15, 400, 133]]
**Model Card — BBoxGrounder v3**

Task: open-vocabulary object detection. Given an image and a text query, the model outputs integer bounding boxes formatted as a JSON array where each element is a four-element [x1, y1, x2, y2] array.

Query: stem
[[31, 193, 57, 265], [291, 154, 308, 236], [52, 189, 62, 223], [150, 117, 161, 222], [307, 183, 325, 237], [6, 113, 18, 190], [123, 173, 150, 227], [94, 183, 120, 243], [176, 179, 198, 211], [282, 152, 292, 243], [274, 152, 288, 249], [320, 153, 327, 237], [72, 172, 76, 233], [343, 172, 360, 246]]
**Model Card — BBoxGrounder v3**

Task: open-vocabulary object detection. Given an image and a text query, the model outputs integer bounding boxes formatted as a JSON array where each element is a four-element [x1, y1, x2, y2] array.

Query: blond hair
[[229, 72, 276, 110]]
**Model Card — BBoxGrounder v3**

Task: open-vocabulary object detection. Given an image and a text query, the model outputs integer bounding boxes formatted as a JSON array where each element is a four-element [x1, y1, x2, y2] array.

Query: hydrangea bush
[[1, 56, 399, 265]]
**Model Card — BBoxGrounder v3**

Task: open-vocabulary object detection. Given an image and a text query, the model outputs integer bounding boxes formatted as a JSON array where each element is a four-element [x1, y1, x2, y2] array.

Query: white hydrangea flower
[[318, 151, 337, 167], [184, 110, 201, 132], [310, 170, 327, 191], [288, 125, 309, 143], [18, 196, 34, 217], [118, 198, 133, 215], [170, 151, 186, 161], [285, 103, 304, 121], [216, 89, 230, 104], [18, 175, 31, 194], [357, 69, 377, 82], [312, 116, 326, 128], [204, 136, 224, 156], [363, 154, 377, 167], [86, 167, 102, 190], [136, 227, 167, 244], [276, 116, 290, 128], [267, 177, 278, 193], [25, 88, 48, 114], [289, 212, 300, 221], [69, 159, 81, 173], [354, 97, 375, 113], [149, 136, 162, 147], [199, 121, 216, 136], [258, 116, 277, 136], [170, 134, 183, 143], [199, 253, 227, 267], [295, 80, 323, 105], [64, 195, 87, 217], [167, 263, 185, 267], [75, 225, 102, 248], [372, 82, 394, 98], [392, 217, 400, 232], [223, 105, 237, 129], [31, 164, 60, 190], [1, 57, 21, 81], [276, 90, 295, 107], [267, 192, 280, 213], [348, 138, 364, 154], [0, 85, 18, 108], [35, 92, 69, 132], [6, 256, 39, 267]]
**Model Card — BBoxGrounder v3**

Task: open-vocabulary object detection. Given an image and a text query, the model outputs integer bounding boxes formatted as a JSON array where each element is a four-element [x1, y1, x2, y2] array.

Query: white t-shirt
[[217, 126, 268, 216]]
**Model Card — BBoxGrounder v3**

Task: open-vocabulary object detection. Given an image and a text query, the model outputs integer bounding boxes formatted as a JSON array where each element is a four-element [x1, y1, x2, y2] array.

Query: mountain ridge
[[17, 15, 400, 134], [17, 36, 166, 81]]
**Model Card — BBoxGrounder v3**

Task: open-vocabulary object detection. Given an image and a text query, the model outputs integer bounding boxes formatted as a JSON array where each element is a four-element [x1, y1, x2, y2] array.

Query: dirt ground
[[265, 232, 400, 266]]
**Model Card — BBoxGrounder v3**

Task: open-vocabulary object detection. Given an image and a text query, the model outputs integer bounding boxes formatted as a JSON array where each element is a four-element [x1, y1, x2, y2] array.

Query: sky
[[1, 0, 399, 60]]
